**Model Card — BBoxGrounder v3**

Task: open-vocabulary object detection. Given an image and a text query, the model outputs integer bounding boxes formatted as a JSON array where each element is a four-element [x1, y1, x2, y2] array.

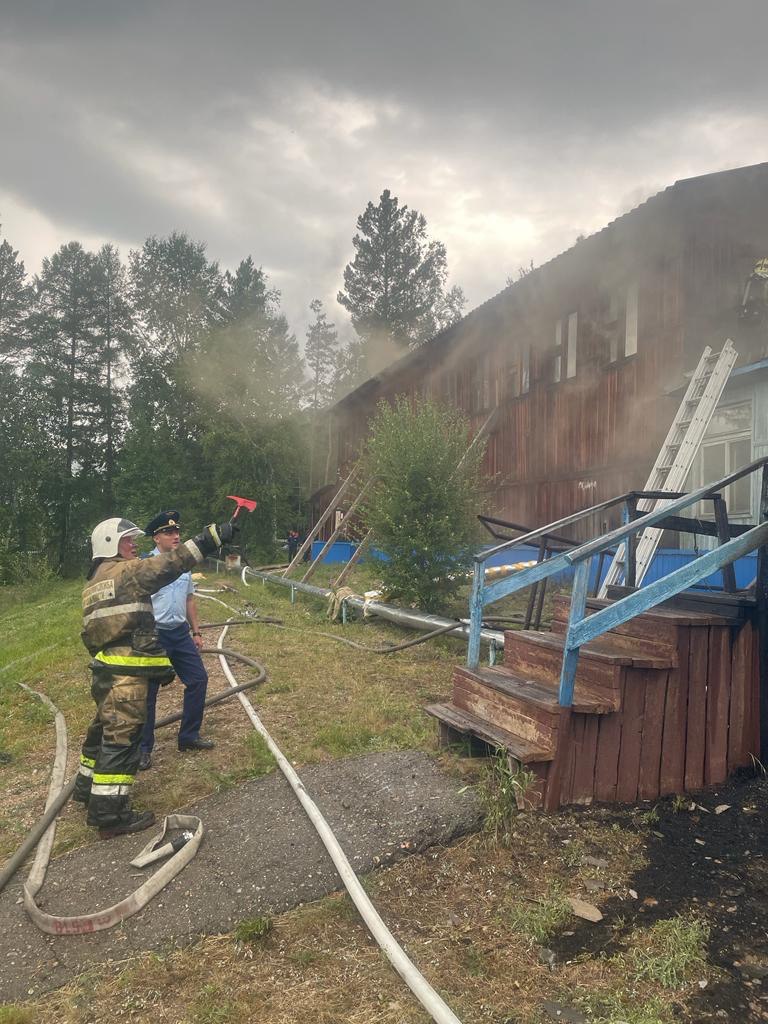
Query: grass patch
[[622, 913, 709, 988], [481, 747, 538, 843], [0, 1008, 36, 1024], [578, 991, 677, 1024], [189, 984, 238, 1023], [233, 915, 273, 945], [506, 887, 571, 946]]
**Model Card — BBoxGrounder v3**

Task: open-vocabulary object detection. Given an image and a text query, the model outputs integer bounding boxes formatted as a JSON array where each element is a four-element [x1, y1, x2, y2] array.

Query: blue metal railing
[[467, 457, 768, 707]]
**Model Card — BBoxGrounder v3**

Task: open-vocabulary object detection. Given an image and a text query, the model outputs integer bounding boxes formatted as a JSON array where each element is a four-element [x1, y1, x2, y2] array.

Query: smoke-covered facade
[[328, 162, 768, 540]]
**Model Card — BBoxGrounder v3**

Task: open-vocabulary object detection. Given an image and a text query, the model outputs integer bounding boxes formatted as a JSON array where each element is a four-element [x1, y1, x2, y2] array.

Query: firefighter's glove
[[194, 520, 240, 556]]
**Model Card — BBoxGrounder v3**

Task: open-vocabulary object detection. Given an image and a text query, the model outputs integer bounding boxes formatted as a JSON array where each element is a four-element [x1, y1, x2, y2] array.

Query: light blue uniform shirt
[[150, 546, 194, 628]]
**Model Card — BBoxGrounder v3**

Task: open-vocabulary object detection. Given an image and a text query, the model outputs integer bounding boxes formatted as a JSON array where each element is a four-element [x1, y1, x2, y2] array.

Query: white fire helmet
[[90, 518, 145, 559]]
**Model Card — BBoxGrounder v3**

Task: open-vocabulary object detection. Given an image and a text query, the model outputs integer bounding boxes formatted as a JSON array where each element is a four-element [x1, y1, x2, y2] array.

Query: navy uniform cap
[[145, 510, 182, 535]]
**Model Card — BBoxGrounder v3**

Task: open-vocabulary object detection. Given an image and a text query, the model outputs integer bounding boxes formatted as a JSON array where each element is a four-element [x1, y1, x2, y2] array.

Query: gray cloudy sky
[[2, 0, 767, 342]]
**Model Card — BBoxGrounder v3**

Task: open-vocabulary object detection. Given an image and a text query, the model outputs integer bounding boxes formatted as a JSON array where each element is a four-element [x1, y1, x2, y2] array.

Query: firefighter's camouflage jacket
[[81, 539, 205, 676]]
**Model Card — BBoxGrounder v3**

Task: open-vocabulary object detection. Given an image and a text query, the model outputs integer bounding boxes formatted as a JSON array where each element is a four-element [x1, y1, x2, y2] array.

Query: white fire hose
[[10, 623, 464, 1024]]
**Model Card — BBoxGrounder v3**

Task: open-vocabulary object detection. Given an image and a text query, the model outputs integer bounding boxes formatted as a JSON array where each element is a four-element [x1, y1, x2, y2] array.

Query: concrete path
[[0, 750, 481, 1001]]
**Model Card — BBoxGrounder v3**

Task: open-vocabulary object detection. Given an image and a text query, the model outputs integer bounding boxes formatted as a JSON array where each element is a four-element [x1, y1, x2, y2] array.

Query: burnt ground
[[550, 770, 768, 1023]]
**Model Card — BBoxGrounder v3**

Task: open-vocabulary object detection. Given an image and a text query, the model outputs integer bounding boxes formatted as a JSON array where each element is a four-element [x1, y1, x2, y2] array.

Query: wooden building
[[327, 163, 768, 538]]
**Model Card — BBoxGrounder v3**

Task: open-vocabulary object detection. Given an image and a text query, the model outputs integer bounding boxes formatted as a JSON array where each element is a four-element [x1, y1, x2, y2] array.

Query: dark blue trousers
[[140, 625, 209, 752]]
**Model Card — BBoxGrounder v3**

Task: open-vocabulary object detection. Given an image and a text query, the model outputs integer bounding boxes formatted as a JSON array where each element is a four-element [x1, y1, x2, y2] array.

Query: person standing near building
[[139, 510, 214, 771], [74, 515, 236, 839]]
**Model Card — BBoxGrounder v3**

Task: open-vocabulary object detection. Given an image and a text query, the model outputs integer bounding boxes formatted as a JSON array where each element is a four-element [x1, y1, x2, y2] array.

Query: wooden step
[[548, 602, 679, 667], [453, 665, 560, 750], [425, 702, 553, 763], [552, 594, 681, 647], [454, 664, 616, 718], [504, 631, 637, 709]]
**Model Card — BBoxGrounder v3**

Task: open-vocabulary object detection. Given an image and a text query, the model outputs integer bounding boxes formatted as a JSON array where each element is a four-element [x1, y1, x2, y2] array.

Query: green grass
[[0, 578, 89, 763], [481, 748, 538, 843], [0, 1008, 36, 1024], [189, 984, 238, 1023], [506, 888, 571, 945], [623, 914, 709, 989], [578, 991, 677, 1024], [233, 915, 273, 945]]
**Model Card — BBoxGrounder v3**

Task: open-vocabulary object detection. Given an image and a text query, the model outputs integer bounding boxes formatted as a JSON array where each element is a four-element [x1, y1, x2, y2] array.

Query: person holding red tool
[[138, 510, 214, 771]]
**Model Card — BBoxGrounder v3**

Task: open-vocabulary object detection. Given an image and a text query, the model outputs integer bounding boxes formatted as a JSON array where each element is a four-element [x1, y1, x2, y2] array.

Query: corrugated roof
[[334, 161, 768, 410]]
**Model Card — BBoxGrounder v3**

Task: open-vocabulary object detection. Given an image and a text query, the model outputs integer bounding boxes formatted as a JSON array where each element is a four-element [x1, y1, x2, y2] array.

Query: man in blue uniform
[[139, 510, 214, 771]]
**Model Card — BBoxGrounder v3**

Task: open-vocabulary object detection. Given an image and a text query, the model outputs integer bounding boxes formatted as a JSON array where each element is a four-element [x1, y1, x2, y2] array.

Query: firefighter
[[72, 515, 237, 839]]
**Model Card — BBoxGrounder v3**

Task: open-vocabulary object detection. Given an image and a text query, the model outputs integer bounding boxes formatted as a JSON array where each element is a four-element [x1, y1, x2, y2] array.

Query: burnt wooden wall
[[331, 166, 768, 537]]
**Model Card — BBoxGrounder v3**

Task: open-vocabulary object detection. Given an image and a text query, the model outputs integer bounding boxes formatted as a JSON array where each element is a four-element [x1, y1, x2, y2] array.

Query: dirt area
[[550, 770, 768, 1023]]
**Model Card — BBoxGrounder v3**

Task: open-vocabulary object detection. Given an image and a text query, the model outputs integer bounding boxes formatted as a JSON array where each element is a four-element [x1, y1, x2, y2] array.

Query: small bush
[[360, 396, 485, 613]]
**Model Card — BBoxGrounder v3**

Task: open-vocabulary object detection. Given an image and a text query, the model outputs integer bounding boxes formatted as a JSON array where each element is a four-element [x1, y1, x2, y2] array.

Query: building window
[[566, 312, 578, 378], [625, 282, 638, 357], [554, 314, 577, 381], [553, 320, 563, 383], [606, 283, 638, 362], [692, 401, 752, 519]]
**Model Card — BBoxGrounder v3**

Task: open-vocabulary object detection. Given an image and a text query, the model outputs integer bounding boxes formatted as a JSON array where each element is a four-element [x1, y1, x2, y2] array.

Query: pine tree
[[26, 242, 104, 568], [305, 299, 338, 412], [304, 299, 339, 492], [92, 244, 133, 510], [0, 230, 31, 365], [338, 189, 465, 353]]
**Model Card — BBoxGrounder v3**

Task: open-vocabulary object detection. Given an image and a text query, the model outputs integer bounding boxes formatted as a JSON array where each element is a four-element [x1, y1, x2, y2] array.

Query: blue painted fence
[[310, 539, 757, 591]]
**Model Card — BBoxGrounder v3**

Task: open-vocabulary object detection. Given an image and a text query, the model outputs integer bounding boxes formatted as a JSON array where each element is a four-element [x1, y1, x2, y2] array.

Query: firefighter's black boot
[[98, 809, 155, 841]]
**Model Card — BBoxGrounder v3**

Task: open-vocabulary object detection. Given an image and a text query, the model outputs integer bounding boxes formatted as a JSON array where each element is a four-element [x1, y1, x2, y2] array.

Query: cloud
[[1, 0, 767, 342]]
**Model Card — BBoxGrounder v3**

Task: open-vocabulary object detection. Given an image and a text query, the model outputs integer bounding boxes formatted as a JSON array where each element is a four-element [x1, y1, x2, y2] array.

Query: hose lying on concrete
[[0, 647, 267, 900], [213, 622, 464, 1024]]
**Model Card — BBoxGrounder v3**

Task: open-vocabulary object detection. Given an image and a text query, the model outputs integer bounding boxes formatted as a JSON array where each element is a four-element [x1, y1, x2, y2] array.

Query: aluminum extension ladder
[[598, 339, 738, 597]]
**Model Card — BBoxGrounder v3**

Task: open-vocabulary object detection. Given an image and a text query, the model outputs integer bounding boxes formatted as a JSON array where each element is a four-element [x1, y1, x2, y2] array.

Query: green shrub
[[360, 396, 485, 613]]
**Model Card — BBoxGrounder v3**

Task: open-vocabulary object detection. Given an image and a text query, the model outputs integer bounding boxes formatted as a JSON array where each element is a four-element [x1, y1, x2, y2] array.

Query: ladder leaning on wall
[[598, 338, 738, 597]]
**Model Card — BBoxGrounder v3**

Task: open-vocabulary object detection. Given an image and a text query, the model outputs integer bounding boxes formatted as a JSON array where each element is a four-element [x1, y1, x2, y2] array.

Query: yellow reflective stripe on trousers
[[92, 773, 134, 786], [80, 755, 96, 768], [94, 651, 172, 668]]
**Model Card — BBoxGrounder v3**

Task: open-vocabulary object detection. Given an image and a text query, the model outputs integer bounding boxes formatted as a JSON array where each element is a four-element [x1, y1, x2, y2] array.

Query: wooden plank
[[452, 680, 558, 750], [593, 693, 623, 803], [638, 669, 669, 800], [572, 714, 599, 804], [582, 600, 683, 644], [616, 671, 645, 803], [424, 702, 550, 763], [659, 627, 690, 795], [505, 632, 622, 702], [558, 712, 581, 807], [684, 625, 709, 791], [544, 706, 573, 811], [749, 620, 761, 757], [705, 626, 731, 786], [727, 621, 751, 771]]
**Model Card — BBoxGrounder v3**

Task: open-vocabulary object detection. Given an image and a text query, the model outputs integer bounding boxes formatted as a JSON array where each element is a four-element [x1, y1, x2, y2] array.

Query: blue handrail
[[467, 456, 768, 703]]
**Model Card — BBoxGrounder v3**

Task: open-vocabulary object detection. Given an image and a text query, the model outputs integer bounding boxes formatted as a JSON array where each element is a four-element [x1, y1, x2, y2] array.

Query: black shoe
[[178, 737, 215, 752], [138, 751, 152, 771], [97, 809, 155, 841]]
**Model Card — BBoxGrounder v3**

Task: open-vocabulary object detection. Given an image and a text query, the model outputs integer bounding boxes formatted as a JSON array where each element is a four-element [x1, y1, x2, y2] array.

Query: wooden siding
[[330, 165, 768, 534]]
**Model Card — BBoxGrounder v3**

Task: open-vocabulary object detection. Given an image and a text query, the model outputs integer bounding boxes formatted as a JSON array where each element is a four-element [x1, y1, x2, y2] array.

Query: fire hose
[[4, 624, 464, 1024]]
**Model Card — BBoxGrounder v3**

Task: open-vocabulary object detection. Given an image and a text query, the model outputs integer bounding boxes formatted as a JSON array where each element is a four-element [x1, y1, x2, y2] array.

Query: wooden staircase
[[427, 594, 759, 810]]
